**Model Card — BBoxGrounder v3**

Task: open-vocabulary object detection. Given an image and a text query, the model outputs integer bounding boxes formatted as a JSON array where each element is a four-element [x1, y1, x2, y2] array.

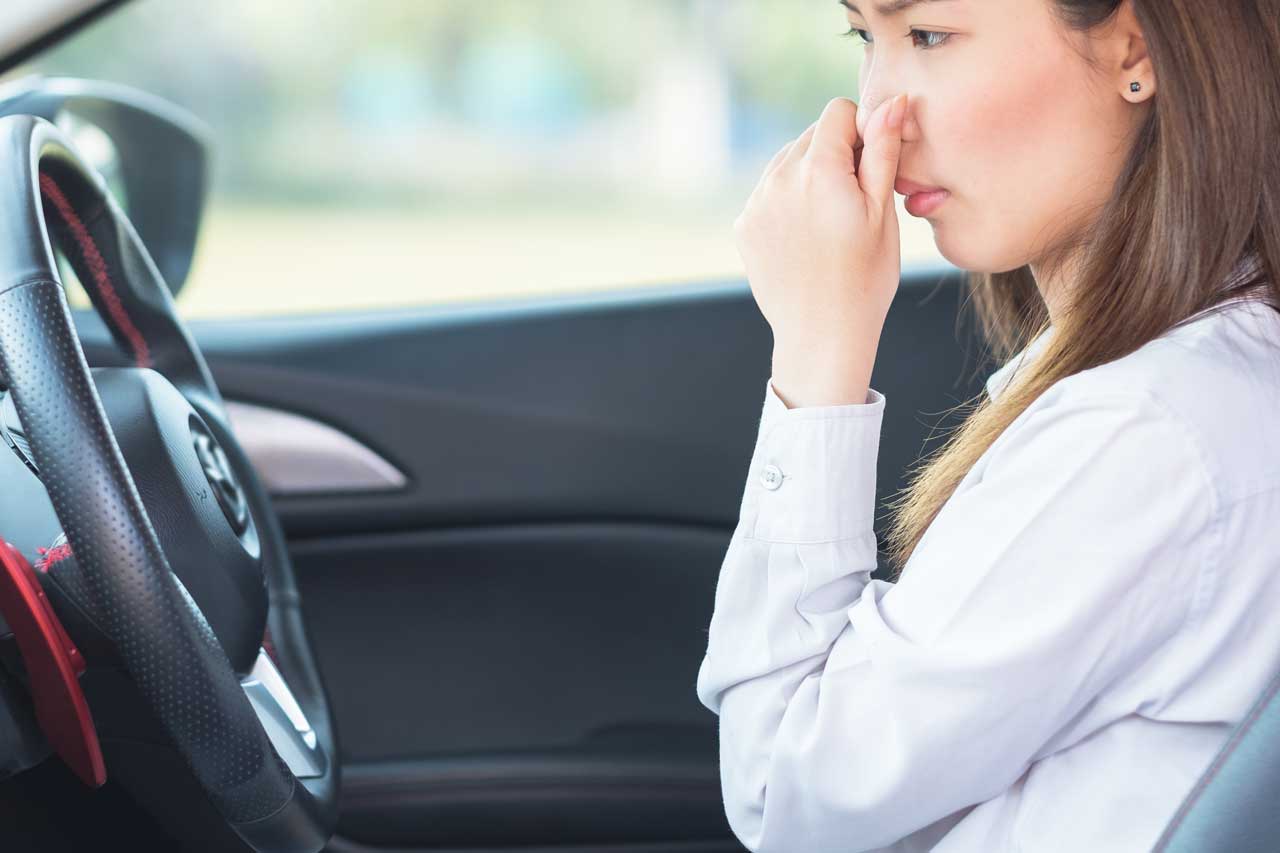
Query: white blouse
[[696, 293, 1280, 852]]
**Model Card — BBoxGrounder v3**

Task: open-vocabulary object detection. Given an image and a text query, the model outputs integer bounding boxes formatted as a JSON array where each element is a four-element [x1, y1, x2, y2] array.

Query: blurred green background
[[7, 0, 943, 318]]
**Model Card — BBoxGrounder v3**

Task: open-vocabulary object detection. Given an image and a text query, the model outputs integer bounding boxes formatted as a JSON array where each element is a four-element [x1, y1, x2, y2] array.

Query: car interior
[[0, 2, 1278, 852]]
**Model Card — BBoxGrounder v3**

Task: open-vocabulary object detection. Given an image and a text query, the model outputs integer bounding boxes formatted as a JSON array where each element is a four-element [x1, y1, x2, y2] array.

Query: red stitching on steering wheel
[[38, 173, 153, 369], [36, 542, 73, 573]]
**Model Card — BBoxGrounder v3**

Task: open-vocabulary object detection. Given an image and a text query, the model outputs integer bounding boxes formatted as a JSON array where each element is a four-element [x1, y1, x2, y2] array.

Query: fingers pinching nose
[[810, 97, 860, 160], [902, 100, 920, 138], [857, 94, 908, 202], [787, 120, 821, 163], [882, 94, 908, 134]]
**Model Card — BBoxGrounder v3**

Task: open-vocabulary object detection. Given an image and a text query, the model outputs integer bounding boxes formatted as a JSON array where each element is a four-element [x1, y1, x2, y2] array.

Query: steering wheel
[[0, 115, 338, 851]]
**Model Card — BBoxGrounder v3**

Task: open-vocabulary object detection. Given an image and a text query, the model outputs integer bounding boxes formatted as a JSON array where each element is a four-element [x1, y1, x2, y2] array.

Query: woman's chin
[[932, 230, 1027, 276], [932, 233, 987, 272]]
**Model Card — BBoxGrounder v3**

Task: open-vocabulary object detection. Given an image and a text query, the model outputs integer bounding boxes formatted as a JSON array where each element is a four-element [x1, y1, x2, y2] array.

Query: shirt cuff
[[763, 377, 880, 418], [743, 377, 886, 544]]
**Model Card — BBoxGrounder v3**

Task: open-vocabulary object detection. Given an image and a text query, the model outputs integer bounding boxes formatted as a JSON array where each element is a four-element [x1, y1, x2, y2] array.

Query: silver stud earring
[[1130, 81, 1142, 93]]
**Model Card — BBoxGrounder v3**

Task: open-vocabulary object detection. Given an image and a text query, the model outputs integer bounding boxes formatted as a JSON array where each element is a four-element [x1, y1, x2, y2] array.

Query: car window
[[7, 0, 946, 319]]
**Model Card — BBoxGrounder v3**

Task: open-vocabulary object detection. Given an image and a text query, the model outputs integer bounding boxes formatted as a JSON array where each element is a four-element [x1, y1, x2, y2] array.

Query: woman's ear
[[1108, 0, 1157, 102]]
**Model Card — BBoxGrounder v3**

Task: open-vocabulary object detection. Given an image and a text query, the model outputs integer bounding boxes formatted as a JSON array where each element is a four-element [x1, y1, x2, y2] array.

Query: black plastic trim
[[0, 1, 128, 75]]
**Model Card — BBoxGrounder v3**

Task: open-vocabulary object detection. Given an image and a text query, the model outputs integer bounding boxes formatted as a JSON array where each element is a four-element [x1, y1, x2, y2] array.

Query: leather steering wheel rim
[[0, 114, 338, 851]]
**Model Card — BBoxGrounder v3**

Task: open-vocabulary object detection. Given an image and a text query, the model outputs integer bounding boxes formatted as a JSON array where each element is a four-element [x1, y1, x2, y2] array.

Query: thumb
[[857, 94, 907, 207]]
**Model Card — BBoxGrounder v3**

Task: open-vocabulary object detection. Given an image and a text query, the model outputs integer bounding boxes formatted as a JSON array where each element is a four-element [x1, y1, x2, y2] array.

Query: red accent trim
[[38, 173, 152, 369], [262, 624, 279, 666], [35, 543, 73, 573], [0, 539, 105, 787]]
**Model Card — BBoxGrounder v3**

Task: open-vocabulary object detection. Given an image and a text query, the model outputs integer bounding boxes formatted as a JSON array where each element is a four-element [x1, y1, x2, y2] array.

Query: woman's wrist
[[770, 341, 877, 408]]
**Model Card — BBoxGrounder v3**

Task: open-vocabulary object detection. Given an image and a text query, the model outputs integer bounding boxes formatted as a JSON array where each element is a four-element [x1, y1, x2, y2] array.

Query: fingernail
[[887, 94, 907, 132]]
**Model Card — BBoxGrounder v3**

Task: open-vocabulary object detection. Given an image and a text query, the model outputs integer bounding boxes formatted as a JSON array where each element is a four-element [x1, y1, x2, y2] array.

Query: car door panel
[[73, 265, 990, 850]]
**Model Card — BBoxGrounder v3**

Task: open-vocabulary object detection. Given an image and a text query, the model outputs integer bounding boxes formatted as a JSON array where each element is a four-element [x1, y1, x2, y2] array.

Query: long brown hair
[[882, 0, 1280, 578]]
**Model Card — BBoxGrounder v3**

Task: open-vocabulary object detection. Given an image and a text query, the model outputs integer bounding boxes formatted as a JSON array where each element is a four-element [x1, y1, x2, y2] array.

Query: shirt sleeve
[[695, 379, 1219, 853]]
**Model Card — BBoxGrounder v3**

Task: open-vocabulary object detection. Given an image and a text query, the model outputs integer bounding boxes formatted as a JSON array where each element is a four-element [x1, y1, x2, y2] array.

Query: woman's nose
[[857, 93, 919, 142], [855, 96, 883, 140]]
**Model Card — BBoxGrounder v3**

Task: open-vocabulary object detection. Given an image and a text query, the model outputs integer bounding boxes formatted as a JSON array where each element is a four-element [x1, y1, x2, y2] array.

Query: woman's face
[[844, 0, 1154, 276]]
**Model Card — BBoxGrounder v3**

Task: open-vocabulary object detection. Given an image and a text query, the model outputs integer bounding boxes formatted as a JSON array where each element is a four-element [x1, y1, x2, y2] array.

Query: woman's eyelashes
[[841, 25, 953, 50]]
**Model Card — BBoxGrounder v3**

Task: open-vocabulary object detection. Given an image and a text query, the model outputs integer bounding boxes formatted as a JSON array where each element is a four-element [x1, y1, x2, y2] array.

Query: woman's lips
[[894, 177, 950, 218], [904, 189, 950, 218]]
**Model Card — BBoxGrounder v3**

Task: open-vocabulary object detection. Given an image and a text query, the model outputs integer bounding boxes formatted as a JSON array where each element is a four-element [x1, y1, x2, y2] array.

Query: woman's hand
[[734, 94, 907, 407]]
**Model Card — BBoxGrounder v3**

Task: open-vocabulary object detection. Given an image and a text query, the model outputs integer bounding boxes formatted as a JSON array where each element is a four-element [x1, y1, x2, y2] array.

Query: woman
[[695, 0, 1280, 851]]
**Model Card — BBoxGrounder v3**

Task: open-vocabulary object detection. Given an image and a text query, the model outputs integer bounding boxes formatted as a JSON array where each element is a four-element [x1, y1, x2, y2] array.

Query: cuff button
[[761, 464, 785, 490]]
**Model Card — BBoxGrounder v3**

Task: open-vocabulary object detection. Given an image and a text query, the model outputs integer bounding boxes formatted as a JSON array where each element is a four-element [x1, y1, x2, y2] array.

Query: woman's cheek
[[943, 59, 1087, 265]]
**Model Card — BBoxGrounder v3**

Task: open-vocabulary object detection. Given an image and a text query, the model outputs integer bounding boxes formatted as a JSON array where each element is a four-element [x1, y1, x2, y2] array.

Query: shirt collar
[[982, 280, 1272, 402], [984, 324, 1055, 402]]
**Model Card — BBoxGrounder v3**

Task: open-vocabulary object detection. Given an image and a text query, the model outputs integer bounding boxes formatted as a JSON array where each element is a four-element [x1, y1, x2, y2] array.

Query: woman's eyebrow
[[841, 0, 958, 17]]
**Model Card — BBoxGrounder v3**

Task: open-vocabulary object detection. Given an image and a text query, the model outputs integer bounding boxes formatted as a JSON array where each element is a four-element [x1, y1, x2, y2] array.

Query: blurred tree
[[10, 0, 860, 204]]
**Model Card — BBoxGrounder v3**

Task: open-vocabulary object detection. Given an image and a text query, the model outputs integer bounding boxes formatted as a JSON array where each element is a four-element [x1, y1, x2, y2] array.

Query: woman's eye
[[841, 25, 872, 44], [909, 28, 952, 49], [841, 25, 952, 50]]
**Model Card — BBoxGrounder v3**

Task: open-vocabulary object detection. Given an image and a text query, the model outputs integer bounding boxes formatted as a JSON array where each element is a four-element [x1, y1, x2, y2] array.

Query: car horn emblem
[[192, 422, 250, 535]]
